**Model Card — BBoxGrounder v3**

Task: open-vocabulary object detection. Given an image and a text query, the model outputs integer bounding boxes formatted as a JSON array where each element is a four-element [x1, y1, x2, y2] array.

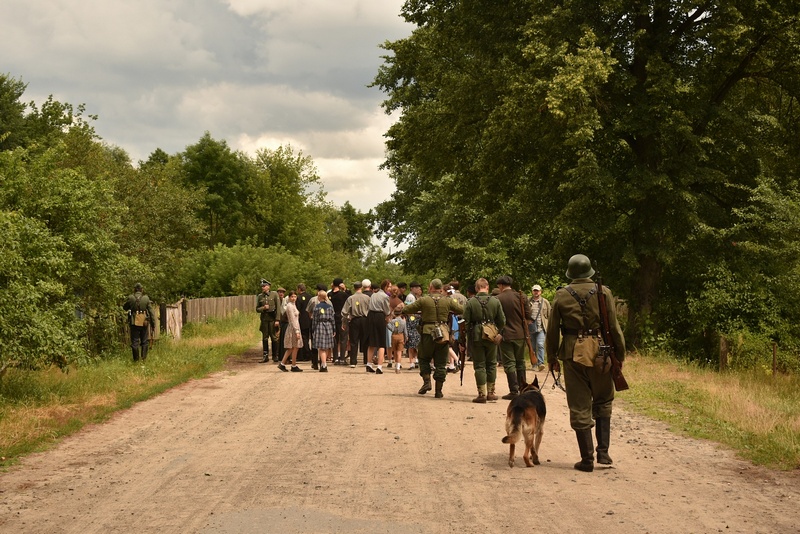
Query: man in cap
[[495, 275, 532, 399], [123, 283, 155, 362], [528, 284, 551, 372], [402, 278, 464, 398], [256, 279, 281, 363], [546, 254, 626, 472]]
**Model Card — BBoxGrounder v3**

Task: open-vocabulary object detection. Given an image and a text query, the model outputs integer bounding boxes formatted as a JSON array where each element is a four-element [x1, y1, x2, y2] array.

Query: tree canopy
[[374, 1, 800, 352]]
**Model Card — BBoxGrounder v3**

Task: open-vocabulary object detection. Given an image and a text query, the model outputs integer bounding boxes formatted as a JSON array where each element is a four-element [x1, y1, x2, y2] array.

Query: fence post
[[719, 335, 728, 372], [772, 342, 777, 376]]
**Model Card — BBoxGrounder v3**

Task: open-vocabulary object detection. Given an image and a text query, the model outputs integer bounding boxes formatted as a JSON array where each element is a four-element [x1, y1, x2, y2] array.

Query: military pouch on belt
[[573, 333, 600, 368], [133, 311, 148, 328], [481, 322, 499, 342], [432, 323, 450, 344]]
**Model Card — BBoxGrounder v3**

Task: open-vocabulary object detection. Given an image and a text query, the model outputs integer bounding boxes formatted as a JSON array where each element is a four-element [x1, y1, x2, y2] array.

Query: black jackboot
[[132, 347, 140, 362], [595, 417, 613, 465], [574, 428, 595, 472], [434, 379, 444, 398], [502, 372, 519, 400], [418, 375, 432, 395], [261, 339, 270, 363]]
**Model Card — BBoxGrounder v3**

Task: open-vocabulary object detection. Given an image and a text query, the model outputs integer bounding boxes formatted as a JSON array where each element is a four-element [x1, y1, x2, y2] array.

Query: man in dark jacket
[[495, 276, 532, 399]]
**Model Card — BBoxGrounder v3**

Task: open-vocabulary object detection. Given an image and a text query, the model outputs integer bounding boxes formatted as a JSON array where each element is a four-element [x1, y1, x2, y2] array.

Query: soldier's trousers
[[500, 338, 526, 376], [130, 325, 149, 361], [261, 316, 278, 356], [418, 334, 450, 382], [563, 358, 615, 430], [471, 339, 498, 387]]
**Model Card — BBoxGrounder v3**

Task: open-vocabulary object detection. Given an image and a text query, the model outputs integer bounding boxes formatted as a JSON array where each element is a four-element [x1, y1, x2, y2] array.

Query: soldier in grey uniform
[[256, 279, 281, 363], [402, 278, 464, 398], [547, 254, 626, 472], [462, 278, 506, 403], [342, 280, 371, 367], [123, 283, 155, 362]]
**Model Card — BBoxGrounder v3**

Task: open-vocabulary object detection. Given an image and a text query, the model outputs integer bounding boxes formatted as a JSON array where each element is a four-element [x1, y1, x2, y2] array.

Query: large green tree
[[374, 1, 800, 347]]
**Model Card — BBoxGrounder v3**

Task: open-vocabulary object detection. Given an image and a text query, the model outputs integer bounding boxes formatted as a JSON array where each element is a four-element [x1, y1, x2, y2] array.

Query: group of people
[[249, 253, 625, 473]]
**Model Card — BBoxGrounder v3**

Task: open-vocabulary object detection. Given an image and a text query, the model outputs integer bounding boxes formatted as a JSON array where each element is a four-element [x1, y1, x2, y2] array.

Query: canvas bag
[[564, 286, 609, 372], [132, 295, 149, 327], [477, 296, 500, 342], [431, 297, 450, 344]]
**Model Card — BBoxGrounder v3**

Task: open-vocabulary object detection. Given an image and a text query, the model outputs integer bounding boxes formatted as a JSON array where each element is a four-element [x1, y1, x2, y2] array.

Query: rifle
[[519, 292, 536, 387], [595, 269, 629, 392]]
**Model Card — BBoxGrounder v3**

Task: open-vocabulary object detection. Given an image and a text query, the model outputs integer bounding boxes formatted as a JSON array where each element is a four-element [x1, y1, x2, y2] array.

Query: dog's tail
[[501, 406, 524, 444]]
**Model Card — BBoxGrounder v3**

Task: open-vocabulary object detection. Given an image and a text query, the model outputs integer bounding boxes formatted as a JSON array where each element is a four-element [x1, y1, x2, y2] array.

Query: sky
[[1, 0, 413, 212]]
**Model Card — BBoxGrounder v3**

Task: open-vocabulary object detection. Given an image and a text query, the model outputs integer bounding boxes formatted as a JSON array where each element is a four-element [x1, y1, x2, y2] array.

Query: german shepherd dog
[[502, 376, 546, 468]]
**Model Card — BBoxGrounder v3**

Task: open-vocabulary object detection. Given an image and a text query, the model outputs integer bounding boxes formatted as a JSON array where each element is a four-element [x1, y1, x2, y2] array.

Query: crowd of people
[[253, 253, 626, 472]]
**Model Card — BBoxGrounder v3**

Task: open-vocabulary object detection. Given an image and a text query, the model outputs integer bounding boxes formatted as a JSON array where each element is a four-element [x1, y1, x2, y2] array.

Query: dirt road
[[1, 347, 798, 533]]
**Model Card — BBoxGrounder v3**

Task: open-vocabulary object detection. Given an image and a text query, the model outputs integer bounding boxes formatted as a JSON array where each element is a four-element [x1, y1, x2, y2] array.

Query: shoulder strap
[[477, 296, 490, 322], [565, 286, 597, 335]]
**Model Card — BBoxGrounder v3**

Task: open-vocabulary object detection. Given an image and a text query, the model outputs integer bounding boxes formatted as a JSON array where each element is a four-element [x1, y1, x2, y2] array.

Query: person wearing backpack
[[123, 283, 155, 362], [462, 278, 506, 403]]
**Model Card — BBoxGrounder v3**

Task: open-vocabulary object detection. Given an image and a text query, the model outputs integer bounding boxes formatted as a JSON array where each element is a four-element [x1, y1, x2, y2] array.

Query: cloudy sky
[[2, 0, 413, 212]]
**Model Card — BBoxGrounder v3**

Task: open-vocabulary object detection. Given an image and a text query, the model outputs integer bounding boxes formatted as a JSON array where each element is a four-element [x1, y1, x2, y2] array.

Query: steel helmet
[[566, 254, 595, 280]]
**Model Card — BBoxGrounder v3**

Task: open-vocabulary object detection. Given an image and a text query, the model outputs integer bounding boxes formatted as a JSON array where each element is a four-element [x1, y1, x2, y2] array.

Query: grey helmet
[[566, 254, 595, 280]]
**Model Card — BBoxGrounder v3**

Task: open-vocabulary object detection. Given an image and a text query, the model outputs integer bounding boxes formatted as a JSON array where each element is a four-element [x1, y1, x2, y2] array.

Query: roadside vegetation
[[622, 352, 800, 471], [0, 313, 259, 468]]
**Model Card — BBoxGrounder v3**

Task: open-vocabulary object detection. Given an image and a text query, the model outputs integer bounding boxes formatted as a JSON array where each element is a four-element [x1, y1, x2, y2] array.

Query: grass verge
[[0, 312, 260, 468], [621, 351, 800, 470]]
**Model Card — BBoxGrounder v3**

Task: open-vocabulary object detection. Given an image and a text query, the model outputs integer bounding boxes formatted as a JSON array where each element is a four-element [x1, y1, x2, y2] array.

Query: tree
[[374, 1, 800, 347]]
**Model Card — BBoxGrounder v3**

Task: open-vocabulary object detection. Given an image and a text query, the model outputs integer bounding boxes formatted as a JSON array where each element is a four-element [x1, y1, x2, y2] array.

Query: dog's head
[[520, 375, 540, 393]]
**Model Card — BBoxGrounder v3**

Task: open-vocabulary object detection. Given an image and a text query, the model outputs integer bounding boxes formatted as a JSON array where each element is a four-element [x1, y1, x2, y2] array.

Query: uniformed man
[[495, 275, 532, 399], [462, 278, 506, 403], [402, 278, 464, 398], [256, 279, 281, 363], [342, 280, 371, 367], [123, 283, 155, 362], [547, 254, 626, 472]]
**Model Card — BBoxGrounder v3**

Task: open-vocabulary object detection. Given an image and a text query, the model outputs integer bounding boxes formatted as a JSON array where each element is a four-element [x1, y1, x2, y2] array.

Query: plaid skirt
[[313, 319, 335, 349]]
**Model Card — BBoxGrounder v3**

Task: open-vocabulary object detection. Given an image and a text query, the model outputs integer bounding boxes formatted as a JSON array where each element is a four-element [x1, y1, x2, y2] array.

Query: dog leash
[[540, 368, 566, 393]]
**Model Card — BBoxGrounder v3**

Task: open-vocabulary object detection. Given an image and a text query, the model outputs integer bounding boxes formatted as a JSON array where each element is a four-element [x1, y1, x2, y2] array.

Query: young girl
[[312, 290, 335, 372], [388, 306, 407, 373], [278, 291, 303, 372]]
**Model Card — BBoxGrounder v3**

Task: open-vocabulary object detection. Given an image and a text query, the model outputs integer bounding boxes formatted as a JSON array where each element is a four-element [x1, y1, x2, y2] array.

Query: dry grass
[[0, 313, 260, 465], [622, 352, 800, 470]]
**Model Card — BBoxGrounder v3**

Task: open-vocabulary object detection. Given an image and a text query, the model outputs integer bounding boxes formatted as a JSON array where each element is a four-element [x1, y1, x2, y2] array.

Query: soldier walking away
[[123, 283, 155, 362], [546, 254, 626, 472], [462, 278, 506, 403], [256, 279, 281, 363], [402, 279, 464, 398]]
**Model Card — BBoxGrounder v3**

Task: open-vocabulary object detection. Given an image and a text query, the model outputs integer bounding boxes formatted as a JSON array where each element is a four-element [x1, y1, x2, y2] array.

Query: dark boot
[[517, 369, 528, 390], [271, 340, 280, 362], [418, 375, 432, 395], [434, 380, 444, 398], [141, 344, 148, 362], [502, 372, 519, 400], [574, 428, 595, 472], [261, 340, 270, 363], [311, 350, 319, 370], [132, 347, 139, 362], [595, 417, 613, 465]]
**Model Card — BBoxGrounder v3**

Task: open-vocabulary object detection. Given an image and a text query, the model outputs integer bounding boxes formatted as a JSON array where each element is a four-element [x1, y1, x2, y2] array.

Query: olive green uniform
[[546, 278, 625, 429], [257, 289, 281, 360], [403, 293, 463, 387], [463, 292, 506, 397], [123, 291, 155, 362]]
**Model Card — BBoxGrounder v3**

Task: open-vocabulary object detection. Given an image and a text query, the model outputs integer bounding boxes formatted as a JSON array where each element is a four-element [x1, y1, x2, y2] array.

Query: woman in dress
[[278, 291, 303, 372], [312, 289, 335, 372]]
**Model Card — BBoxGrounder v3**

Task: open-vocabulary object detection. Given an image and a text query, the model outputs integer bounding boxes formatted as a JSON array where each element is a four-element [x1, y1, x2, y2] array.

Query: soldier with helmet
[[123, 283, 155, 362], [546, 254, 626, 472]]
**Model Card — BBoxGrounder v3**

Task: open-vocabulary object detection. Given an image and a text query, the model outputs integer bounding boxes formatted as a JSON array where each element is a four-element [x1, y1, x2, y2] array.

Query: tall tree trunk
[[627, 254, 662, 349]]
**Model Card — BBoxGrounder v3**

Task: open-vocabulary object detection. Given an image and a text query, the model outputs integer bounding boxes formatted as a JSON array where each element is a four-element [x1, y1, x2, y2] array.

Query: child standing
[[388, 306, 407, 373]]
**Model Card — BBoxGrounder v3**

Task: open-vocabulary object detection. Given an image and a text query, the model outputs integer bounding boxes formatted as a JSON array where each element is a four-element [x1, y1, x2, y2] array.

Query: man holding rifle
[[546, 254, 626, 472]]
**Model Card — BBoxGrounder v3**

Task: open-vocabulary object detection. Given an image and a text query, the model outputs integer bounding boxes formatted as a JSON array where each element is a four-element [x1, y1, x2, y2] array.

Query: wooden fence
[[184, 295, 256, 324]]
